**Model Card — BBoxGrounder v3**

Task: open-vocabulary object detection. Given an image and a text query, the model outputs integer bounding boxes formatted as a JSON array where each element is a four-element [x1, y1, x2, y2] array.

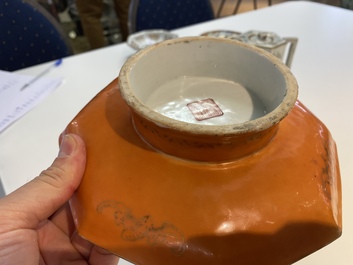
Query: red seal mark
[[187, 98, 223, 121]]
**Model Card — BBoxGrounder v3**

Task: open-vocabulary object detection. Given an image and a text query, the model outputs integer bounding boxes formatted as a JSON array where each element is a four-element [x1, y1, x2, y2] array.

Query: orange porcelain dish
[[63, 78, 341, 265]]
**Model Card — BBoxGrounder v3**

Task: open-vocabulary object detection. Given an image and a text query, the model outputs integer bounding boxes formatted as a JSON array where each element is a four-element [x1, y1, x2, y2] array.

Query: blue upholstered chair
[[128, 0, 215, 34], [0, 0, 72, 71]]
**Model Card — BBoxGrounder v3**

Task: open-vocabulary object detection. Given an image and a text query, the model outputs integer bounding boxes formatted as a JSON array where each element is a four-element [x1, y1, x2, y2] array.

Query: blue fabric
[[135, 0, 214, 32], [0, 0, 72, 71]]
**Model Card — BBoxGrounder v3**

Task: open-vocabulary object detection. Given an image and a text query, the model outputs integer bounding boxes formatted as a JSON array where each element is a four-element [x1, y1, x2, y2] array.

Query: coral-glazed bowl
[[118, 37, 298, 161], [63, 37, 341, 265]]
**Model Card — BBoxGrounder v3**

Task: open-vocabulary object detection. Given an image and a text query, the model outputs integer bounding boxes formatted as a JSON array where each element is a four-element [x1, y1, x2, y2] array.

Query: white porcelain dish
[[201, 30, 241, 40], [127, 30, 178, 50]]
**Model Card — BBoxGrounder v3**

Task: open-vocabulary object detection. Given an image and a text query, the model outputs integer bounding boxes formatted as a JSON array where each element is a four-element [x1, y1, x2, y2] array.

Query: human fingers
[[71, 232, 119, 265], [0, 134, 86, 231], [88, 245, 119, 265], [49, 202, 76, 237], [37, 219, 87, 265], [71, 231, 93, 259]]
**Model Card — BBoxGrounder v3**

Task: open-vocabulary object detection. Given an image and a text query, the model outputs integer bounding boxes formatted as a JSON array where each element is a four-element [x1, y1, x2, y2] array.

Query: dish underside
[[64, 78, 341, 265]]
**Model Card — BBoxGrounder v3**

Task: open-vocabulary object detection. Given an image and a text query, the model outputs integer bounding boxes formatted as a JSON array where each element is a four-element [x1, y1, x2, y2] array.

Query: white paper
[[0, 70, 62, 133]]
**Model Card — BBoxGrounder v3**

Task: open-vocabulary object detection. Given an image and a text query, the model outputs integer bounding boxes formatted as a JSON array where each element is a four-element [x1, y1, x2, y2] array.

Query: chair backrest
[[0, 0, 73, 71], [128, 0, 214, 34]]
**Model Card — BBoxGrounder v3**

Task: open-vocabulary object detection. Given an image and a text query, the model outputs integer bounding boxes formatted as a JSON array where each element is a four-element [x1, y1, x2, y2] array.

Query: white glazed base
[[146, 76, 267, 125]]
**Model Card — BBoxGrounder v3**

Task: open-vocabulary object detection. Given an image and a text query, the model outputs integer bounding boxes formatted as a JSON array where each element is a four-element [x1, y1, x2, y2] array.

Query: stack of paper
[[0, 70, 62, 133]]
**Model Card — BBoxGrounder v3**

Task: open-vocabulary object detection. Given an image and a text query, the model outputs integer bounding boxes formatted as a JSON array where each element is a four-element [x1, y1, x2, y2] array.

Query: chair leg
[[233, 0, 242, 14], [253, 0, 257, 10], [216, 0, 227, 17]]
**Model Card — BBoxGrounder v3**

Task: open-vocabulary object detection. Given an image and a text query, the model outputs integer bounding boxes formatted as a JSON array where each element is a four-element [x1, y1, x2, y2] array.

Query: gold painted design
[[97, 200, 186, 256]]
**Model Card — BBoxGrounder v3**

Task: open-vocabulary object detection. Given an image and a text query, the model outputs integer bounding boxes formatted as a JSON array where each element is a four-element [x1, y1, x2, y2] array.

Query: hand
[[0, 134, 119, 265]]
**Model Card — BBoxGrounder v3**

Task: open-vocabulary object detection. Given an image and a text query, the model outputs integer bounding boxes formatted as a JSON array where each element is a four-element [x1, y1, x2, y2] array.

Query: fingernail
[[59, 134, 76, 157]]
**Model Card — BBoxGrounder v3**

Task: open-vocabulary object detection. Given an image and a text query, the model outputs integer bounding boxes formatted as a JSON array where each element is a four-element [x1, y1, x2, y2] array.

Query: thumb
[[0, 134, 86, 229]]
